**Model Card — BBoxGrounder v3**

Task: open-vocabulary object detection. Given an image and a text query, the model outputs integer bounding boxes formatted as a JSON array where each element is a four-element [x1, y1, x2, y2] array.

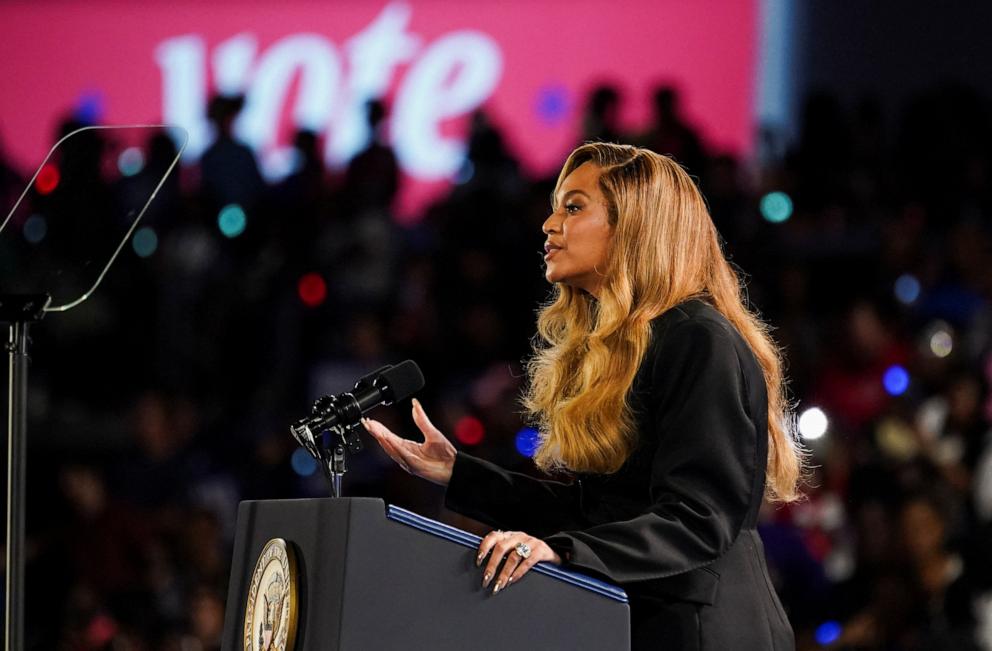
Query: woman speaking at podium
[[363, 142, 801, 650]]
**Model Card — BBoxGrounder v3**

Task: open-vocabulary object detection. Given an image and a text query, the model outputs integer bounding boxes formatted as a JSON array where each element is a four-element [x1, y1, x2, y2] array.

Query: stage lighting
[[815, 621, 842, 645], [929, 329, 953, 358], [454, 416, 485, 446], [132, 226, 158, 258], [291, 447, 318, 476], [22, 214, 47, 244], [118, 147, 145, 177], [297, 272, 327, 307], [760, 191, 792, 223], [218, 204, 247, 238], [883, 365, 910, 396], [894, 274, 920, 305], [515, 427, 540, 458], [35, 163, 59, 195], [798, 407, 828, 440]]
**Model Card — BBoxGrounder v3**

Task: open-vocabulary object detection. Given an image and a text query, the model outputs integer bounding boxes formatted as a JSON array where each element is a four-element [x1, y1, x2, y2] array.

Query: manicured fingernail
[[476, 554, 483, 566], [507, 575, 514, 584], [482, 572, 491, 586], [492, 581, 501, 595]]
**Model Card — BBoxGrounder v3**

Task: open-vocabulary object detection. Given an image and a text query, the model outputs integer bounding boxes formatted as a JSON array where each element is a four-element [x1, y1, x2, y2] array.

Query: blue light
[[760, 191, 793, 223], [894, 274, 920, 305], [118, 147, 145, 177], [814, 621, 842, 646], [74, 89, 105, 124], [454, 159, 475, 185], [515, 428, 541, 458], [23, 214, 47, 244], [883, 365, 910, 396], [218, 204, 247, 238], [291, 448, 318, 477], [132, 226, 158, 258], [535, 84, 571, 125]]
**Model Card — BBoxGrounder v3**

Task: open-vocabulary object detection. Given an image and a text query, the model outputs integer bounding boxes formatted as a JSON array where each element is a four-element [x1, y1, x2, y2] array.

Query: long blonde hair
[[523, 142, 803, 502]]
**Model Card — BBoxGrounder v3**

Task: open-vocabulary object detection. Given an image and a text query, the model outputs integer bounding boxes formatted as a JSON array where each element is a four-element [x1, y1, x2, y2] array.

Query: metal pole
[[5, 322, 27, 651]]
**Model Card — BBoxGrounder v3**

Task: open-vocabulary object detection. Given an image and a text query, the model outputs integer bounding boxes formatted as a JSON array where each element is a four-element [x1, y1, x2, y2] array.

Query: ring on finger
[[514, 542, 531, 559]]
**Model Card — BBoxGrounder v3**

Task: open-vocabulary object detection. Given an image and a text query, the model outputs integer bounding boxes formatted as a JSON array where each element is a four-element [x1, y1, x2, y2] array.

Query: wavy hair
[[522, 142, 803, 502]]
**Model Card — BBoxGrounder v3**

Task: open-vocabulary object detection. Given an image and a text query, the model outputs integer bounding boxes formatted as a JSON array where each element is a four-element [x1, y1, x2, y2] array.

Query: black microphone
[[290, 360, 424, 449]]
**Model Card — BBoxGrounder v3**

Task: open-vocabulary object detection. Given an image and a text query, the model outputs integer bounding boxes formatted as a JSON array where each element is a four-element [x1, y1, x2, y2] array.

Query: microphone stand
[[291, 394, 365, 498], [2, 294, 49, 651], [290, 366, 395, 498]]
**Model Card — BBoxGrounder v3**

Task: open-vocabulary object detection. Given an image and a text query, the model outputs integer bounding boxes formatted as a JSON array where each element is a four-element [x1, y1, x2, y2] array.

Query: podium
[[221, 498, 630, 650]]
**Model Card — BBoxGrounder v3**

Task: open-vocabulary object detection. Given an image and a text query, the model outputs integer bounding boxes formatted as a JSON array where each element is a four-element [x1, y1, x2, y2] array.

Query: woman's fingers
[[507, 547, 541, 586], [362, 404, 454, 485], [411, 398, 445, 443], [476, 529, 503, 580], [476, 531, 558, 594], [492, 546, 524, 594], [479, 530, 510, 588], [481, 532, 526, 592], [362, 418, 412, 472]]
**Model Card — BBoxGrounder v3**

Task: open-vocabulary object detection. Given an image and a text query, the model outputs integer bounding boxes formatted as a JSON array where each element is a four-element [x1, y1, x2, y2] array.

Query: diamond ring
[[514, 542, 531, 559]]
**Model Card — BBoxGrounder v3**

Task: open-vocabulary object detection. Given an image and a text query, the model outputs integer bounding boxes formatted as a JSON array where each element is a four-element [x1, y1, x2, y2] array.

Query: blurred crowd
[[1, 81, 991, 650]]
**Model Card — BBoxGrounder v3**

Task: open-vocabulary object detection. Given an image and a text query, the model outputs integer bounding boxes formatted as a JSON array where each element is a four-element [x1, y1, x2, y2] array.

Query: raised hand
[[362, 398, 457, 486]]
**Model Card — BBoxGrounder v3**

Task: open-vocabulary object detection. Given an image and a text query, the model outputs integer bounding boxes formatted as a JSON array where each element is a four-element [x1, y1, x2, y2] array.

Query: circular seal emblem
[[243, 538, 299, 651]]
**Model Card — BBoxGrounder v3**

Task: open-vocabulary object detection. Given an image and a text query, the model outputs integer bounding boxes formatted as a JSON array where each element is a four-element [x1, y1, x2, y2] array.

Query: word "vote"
[[156, 2, 503, 181]]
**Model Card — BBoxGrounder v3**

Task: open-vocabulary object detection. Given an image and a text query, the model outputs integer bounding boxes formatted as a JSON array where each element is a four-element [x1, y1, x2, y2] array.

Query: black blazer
[[444, 298, 795, 650]]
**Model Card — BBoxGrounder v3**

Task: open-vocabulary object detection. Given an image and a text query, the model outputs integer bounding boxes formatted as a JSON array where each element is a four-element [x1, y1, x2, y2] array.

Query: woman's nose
[[542, 212, 561, 234]]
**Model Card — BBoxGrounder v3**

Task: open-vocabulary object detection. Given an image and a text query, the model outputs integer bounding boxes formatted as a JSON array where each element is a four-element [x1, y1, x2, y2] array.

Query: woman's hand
[[476, 530, 562, 595], [361, 398, 456, 486]]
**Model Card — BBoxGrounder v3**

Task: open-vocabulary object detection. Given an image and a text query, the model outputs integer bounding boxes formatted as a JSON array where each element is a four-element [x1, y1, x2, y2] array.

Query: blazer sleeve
[[543, 317, 759, 584], [444, 452, 585, 537]]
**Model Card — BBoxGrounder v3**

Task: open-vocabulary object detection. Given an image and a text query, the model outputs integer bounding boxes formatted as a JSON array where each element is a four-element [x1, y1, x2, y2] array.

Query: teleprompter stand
[[1, 294, 48, 651], [0, 125, 187, 650]]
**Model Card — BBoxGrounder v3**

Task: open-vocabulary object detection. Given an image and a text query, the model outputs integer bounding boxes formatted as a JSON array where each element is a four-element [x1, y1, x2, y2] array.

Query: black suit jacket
[[445, 298, 795, 650]]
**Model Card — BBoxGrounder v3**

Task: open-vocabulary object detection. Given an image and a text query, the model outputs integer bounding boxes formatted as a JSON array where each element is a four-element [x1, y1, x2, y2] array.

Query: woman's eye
[[564, 203, 581, 215]]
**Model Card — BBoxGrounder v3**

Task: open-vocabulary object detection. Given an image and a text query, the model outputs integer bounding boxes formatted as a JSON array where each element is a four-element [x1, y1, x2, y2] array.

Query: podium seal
[[243, 538, 299, 651]]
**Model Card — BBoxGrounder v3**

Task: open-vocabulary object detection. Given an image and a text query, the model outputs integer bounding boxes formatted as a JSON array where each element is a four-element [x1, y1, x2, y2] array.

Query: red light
[[35, 163, 59, 195], [297, 272, 327, 307], [453, 416, 485, 446]]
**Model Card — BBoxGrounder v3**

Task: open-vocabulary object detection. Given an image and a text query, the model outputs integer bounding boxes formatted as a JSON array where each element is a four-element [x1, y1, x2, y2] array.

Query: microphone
[[290, 360, 424, 449]]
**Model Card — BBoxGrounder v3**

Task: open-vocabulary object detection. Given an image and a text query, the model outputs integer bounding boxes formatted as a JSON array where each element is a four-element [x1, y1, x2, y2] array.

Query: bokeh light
[[815, 621, 842, 646], [217, 204, 247, 238], [883, 365, 910, 396], [929, 329, 953, 358], [74, 89, 106, 124], [22, 214, 47, 244], [297, 272, 327, 308], [515, 427, 541, 457], [894, 274, 921, 305], [759, 191, 793, 223], [290, 447, 318, 476], [535, 84, 571, 125], [132, 226, 158, 258], [118, 147, 145, 177], [798, 407, 828, 440], [35, 163, 60, 195], [454, 159, 475, 185], [453, 416, 485, 446]]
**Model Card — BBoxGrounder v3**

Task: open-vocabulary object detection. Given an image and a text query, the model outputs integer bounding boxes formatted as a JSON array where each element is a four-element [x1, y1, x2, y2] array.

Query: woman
[[363, 142, 802, 650]]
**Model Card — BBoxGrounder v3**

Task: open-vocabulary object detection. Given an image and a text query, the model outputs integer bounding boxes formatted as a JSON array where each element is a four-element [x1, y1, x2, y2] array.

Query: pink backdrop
[[0, 0, 757, 217]]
